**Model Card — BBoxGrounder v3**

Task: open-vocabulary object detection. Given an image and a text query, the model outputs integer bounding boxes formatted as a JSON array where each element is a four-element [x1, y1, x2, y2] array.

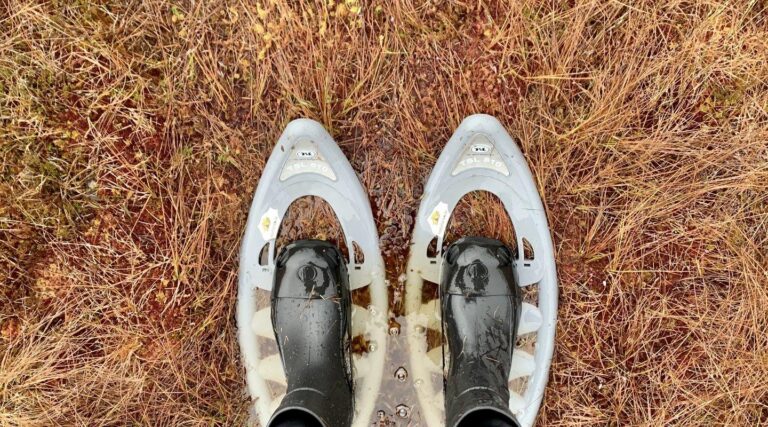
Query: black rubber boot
[[441, 237, 523, 427], [267, 240, 354, 427]]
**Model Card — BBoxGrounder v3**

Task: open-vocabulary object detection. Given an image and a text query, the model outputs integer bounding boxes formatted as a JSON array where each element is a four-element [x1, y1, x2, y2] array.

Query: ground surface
[[2, 0, 768, 425]]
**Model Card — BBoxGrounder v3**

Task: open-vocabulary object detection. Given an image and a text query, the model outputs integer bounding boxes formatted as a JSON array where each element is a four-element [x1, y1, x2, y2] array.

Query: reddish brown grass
[[2, 0, 767, 425]]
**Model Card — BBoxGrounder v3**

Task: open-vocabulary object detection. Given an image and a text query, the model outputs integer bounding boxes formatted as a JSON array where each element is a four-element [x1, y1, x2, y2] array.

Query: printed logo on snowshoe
[[457, 156, 505, 169], [279, 139, 337, 181], [470, 143, 493, 154], [295, 149, 317, 160], [283, 161, 333, 175], [451, 134, 509, 176]]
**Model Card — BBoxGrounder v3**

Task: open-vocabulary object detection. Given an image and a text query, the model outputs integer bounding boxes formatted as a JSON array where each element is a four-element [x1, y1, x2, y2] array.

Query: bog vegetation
[[1, 0, 767, 425]]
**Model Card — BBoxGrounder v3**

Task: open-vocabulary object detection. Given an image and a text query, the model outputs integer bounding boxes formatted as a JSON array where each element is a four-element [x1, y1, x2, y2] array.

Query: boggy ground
[[2, 0, 767, 425]]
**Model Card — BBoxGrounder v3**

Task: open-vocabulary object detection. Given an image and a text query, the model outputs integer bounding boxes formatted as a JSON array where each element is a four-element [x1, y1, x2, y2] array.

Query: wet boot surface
[[441, 237, 522, 427], [269, 240, 354, 427]]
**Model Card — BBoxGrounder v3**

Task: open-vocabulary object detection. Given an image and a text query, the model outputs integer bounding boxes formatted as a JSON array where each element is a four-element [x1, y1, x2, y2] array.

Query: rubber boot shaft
[[268, 240, 353, 427], [441, 237, 522, 427]]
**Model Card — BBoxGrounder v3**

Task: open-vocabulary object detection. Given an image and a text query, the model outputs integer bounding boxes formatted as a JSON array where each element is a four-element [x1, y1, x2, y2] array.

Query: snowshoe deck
[[405, 114, 558, 427]]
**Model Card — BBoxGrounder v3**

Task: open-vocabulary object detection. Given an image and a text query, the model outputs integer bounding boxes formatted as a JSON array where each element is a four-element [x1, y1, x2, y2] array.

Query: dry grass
[[2, 0, 767, 425]]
